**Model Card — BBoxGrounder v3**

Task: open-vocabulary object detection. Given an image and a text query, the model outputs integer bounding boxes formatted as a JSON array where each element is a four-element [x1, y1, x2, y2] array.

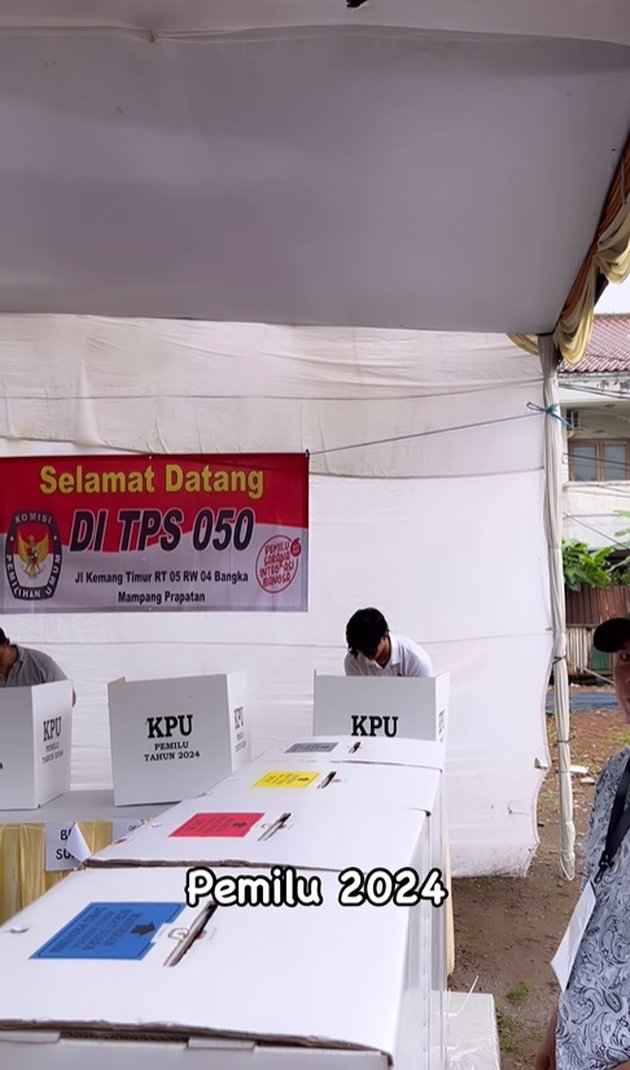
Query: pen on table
[[317, 771, 336, 790], [348, 741, 361, 753], [258, 812, 291, 841]]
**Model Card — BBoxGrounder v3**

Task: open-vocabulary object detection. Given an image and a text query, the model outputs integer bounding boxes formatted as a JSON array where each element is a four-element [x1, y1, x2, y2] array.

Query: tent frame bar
[[539, 333, 575, 881]]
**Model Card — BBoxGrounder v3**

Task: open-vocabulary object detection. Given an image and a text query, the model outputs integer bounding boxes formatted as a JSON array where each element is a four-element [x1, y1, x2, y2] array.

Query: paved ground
[[545, 687, 617, 712]]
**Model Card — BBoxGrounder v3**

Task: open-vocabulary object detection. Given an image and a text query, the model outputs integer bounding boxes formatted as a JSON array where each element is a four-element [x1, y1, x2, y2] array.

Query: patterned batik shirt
[[557, 747, 630, 1070]]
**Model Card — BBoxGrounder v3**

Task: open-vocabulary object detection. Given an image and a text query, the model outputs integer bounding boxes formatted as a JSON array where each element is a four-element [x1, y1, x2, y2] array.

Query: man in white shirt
[[344, 607, 433, 677]]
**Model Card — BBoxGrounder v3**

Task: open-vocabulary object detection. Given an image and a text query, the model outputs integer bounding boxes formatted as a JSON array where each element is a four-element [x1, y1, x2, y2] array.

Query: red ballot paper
[[169, 812, 264, 838]]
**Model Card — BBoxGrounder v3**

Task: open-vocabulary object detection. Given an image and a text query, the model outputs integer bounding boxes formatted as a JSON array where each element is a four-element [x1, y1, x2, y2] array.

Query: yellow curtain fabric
[[0, 821, 114, 924], [510, 135, 630, 365]]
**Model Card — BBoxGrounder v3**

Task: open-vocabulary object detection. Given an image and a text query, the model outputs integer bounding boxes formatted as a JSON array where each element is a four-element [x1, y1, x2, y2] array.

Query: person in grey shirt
[[0, 628, 76, 706], [536, 616, 630, 1070]]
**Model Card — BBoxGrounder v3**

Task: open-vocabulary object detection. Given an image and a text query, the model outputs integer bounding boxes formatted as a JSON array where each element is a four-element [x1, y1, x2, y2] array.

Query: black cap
[[593, 617, 630, 653]]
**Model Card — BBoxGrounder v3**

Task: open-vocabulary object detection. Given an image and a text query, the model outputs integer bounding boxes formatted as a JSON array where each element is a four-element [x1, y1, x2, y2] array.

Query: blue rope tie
[[526, 401, 572, 429]]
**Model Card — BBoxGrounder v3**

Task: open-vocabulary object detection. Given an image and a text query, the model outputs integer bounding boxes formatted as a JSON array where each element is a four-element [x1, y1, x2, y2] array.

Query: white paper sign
[[112, 818, 143, 842], [551, 882, 596, 991], [45, 823, 88, 873], [66, 823, 91, 863]]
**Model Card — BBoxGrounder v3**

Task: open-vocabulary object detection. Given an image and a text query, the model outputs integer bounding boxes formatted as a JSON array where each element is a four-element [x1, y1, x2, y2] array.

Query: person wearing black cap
[[590, 617, 630, 719], [536, 617, 630, 1070]]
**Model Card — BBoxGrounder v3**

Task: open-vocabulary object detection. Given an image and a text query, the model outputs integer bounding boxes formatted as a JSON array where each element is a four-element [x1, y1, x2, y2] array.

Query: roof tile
[[560, 314, 630, 374]]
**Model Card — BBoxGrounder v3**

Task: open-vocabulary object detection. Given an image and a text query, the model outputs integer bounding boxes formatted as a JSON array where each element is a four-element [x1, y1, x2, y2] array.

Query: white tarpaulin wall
[[0, 315, 552, 876]]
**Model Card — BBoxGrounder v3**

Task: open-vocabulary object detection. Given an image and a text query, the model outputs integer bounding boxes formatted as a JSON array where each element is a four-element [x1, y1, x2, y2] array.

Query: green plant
[[562, 540, 615, 591], [602, 729, 630, 749], [614, 510, 630, 540], [506, 982, 534, 1004], [612, 515, 630, 576], [495, 1005, 521, 1055]]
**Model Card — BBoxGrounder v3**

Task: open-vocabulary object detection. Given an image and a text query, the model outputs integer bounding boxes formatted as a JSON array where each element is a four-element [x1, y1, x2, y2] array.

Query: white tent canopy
[[0, 5, 627, 329], [1, 0, 630, 40]]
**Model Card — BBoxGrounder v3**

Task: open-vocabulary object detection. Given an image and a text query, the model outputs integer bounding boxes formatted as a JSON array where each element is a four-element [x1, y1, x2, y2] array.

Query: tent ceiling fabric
[[0, 8, 629, 332], [1, 0, 629, 44]]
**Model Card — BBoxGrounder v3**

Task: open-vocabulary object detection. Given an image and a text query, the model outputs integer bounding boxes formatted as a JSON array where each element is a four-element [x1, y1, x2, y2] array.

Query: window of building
[[568, 440, 630, 481]]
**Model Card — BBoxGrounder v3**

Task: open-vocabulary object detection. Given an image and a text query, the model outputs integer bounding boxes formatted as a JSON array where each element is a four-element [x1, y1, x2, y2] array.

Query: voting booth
[[313, 673, 449, 743], [0, 680, 73, 810], [107, 672, 250, 805]]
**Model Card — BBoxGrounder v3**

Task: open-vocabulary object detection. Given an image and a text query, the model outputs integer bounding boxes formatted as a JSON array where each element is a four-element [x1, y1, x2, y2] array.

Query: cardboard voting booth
[[0, 680, 73, 809], [313, 673, 449, 742], [107, 672, 250, 805], [0, 863, 438, 1070]]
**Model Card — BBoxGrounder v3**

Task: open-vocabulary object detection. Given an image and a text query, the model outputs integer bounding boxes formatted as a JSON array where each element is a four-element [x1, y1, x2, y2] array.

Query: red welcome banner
[[0, 454, 309, 613]]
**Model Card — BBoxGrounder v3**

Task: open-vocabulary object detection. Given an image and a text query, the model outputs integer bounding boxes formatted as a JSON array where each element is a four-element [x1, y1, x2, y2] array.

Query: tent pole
[[538, 334, 575, 880]]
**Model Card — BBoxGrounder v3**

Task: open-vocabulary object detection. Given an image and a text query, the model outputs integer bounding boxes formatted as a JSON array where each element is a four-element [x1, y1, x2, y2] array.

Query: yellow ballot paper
[[253, 771, 320, 789], [551, 882, 596, 991]]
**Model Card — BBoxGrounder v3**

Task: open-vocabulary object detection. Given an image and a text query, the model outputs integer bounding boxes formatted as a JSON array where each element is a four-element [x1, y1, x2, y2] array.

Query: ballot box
[[86, 747, 447, 1070], [0, 851, 445, 1070]]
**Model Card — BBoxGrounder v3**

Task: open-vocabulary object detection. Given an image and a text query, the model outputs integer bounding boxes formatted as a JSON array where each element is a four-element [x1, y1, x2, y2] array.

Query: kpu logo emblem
[[5, 512, 62, 602]]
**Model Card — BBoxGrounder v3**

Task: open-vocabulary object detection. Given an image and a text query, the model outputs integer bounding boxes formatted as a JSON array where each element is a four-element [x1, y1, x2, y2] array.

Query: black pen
[[349, 741, 361, 753], [317, 771, 336, 790], [258, 812, 291, 841]]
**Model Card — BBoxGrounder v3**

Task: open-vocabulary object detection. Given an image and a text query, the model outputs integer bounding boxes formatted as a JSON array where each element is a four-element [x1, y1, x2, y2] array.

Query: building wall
[[563, 482, 630, 547], [560, 377, 630, 549]]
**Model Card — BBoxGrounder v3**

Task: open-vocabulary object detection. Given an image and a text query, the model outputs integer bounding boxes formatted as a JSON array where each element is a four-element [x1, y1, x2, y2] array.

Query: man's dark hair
[[346, 607, 389, 658], [0, 629, 7, 644], [593, 617, 630, 653]]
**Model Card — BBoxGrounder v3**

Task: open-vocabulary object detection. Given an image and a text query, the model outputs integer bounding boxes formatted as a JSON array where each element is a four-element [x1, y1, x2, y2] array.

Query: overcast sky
[[596, 276, 630, 313]]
